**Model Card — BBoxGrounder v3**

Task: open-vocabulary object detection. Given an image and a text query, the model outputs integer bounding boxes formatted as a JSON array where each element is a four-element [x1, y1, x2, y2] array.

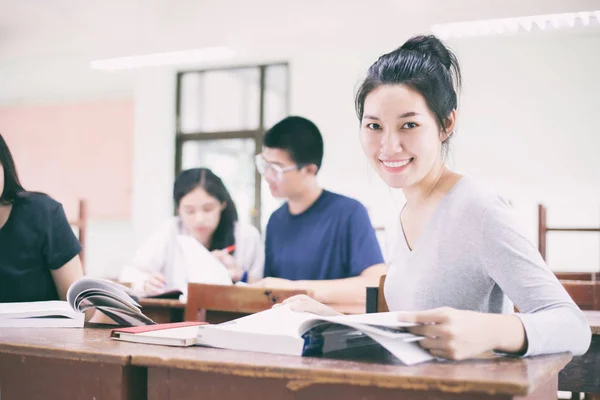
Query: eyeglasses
[[255, 154, 302, 182]]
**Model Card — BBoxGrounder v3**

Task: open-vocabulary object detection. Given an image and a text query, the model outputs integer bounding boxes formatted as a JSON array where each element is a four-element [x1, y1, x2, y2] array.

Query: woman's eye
[[366, 123, 381, 130], [402, 122, 417, 129]]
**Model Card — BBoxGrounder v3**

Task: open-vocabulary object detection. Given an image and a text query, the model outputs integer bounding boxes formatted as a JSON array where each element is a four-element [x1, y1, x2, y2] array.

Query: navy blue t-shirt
[[0, 193, 82, 303], [264, 190, 384, 280]]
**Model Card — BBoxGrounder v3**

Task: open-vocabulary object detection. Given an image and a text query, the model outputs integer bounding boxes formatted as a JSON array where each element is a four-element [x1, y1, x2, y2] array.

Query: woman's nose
[[380, 130, 402, 154]]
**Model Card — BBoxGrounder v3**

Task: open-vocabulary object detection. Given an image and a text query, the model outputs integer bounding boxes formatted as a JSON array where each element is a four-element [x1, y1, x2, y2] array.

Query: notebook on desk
[[0, 301, 85, 328], [111, 321, 207, 347], [0, 277, 155, 328], [195, 305, 433, 365]]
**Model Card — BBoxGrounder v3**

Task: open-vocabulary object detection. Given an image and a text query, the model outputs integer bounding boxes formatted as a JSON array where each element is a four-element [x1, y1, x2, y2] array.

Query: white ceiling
[[1, 0, 599, 63]]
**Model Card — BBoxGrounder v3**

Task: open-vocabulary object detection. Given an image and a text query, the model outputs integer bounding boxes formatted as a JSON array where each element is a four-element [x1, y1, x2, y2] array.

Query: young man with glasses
[[252, 116, 386, 305]]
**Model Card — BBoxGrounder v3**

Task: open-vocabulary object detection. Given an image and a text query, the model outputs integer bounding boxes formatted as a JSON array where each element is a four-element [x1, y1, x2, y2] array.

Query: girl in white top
[[119, 168, 264, 296]]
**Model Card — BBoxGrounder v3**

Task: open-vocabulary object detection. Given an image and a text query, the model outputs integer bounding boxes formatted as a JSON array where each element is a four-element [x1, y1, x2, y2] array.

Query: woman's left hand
[[397, 307, 500, 360]]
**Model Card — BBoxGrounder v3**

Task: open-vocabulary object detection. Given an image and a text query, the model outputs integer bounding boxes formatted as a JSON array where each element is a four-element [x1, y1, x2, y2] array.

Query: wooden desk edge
[[132, 352, 571, 396], [583, 310, 600, 335], [524, 352, 572, 395], [0, 343, 131, 365]]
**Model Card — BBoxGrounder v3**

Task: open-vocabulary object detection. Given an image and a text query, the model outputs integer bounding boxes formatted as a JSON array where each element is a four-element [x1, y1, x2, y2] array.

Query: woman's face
[[177, 187, 225, 245], [359, 84, 450, 189]]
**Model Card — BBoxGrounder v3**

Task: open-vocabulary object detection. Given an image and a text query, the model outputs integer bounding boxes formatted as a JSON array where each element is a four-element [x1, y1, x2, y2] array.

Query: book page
[[298, 312, 422, 340], [135, 325, 200, 339], [177, 235, 233, 286], [0, 300, 78, 320], [320, 312, 417, 328], [211, 304, 316, 336], [67, 277, 140, 311]]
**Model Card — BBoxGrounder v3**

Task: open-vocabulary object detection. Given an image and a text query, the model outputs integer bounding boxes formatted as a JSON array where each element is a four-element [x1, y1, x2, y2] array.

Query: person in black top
[[0, 133, 84, 303]]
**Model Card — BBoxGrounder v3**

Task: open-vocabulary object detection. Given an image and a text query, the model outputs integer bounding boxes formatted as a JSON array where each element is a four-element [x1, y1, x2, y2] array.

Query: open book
[[143, 289, 184, 300], [0, 277, 155, 328], [67, 277, 155, 326], [195, 305, 433, 365]]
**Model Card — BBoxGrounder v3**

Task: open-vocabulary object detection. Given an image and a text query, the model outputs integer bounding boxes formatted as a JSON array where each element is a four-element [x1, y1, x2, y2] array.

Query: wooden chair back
[[366, 275, 389, 313], [377, 275, 389, 312], [538, 203, 600, 282], [68, 199, 88, 272], [560, 280, 600, 311], [555, 272, 599, 281], [185, 283, 312, 324]]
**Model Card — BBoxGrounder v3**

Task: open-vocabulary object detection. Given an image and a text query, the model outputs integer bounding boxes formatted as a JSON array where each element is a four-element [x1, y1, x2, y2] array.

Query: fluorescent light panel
[[432, 10, 600, 39], [90, 47, 235, 71]]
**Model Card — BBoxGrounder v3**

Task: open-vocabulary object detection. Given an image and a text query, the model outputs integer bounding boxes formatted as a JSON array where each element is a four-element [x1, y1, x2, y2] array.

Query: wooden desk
[[0, 326, 146, 400], [132, 344, 570, 399], [0, 326, 572, 400], [559, 310, 600, 395], [140, 298, 363, 324], [139, 298, 185, 324]]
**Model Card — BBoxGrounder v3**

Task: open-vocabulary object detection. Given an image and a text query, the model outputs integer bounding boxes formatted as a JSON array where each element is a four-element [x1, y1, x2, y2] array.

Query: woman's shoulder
[[17, 191, 59, 207], [234, 221, 261, 242], [446, 177, 517, 235], [13, 192, 62, 219], [448, 177, 510, 213]]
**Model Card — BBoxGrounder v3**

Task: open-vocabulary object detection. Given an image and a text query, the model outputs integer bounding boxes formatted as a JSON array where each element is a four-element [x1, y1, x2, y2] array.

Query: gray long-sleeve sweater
[[384, 177, 591, 356]]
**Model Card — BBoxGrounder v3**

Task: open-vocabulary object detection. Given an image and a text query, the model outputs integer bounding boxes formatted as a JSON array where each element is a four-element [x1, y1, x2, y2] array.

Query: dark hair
[[263, 116, 324, 172], [173, 168, 238, 251], [355, 35, 461, 153], [0, 133, 25, 205]]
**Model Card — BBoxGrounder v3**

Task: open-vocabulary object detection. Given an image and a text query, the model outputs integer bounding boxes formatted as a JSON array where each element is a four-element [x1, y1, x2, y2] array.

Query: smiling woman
[[282, 35, 591, 361]]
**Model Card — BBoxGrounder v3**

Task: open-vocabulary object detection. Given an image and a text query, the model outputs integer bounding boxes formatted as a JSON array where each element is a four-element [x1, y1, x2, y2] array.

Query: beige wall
[[0, 99, 134, 220]]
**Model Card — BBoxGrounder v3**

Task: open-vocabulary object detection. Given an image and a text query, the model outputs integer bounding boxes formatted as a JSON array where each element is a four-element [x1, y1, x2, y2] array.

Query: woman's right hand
[[143, 272, 167, 295], [280, 295, 342, 316]]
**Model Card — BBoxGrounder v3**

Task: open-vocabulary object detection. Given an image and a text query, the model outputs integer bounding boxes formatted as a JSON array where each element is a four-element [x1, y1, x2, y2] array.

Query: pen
[[222, 244, 246, 282]]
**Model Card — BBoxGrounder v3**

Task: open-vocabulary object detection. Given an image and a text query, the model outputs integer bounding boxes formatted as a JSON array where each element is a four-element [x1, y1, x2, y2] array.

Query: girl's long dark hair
[[0, 133, 25, 205], [173, 168, 238, 251]]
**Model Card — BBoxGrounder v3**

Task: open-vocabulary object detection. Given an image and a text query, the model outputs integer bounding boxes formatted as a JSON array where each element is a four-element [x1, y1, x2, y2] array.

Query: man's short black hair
[[263, 116, 324, 171]]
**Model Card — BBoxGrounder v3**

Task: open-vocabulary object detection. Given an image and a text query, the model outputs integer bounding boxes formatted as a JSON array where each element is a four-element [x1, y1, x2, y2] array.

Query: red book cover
[[110, 321, 207, 337]]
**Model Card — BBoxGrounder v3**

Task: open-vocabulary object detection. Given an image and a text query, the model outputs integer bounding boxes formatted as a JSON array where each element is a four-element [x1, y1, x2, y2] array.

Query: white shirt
[[119, 218, 264, 295]]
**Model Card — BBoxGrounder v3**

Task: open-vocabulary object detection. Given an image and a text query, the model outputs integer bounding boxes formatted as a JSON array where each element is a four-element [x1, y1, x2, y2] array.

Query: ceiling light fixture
[[432, 10, 600, 39], [90, 47, 235, 71]]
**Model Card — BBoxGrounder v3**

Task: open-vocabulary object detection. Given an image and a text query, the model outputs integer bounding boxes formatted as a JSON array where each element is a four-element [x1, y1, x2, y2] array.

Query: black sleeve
[[43, 203, 82, 270]]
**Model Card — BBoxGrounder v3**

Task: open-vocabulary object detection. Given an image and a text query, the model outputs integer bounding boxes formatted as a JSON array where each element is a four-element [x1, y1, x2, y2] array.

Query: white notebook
[[0, 277, 155, 328], [0, 301, 84, 328], [195, 305, 433, 365]]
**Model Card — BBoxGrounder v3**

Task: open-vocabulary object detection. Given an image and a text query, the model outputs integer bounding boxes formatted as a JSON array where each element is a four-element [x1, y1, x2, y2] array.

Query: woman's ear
[[221, 201, 227, 211], [441, 110, 457, 142]]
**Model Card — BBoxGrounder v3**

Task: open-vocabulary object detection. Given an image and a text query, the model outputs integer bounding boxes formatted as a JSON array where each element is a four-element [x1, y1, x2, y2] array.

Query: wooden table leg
[[0, 353, 146, 400], [560, 335, 600, 394]]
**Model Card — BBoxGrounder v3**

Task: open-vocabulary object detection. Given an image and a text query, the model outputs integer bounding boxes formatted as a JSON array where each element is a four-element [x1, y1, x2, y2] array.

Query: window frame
[[174, 63, 289, 229]]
